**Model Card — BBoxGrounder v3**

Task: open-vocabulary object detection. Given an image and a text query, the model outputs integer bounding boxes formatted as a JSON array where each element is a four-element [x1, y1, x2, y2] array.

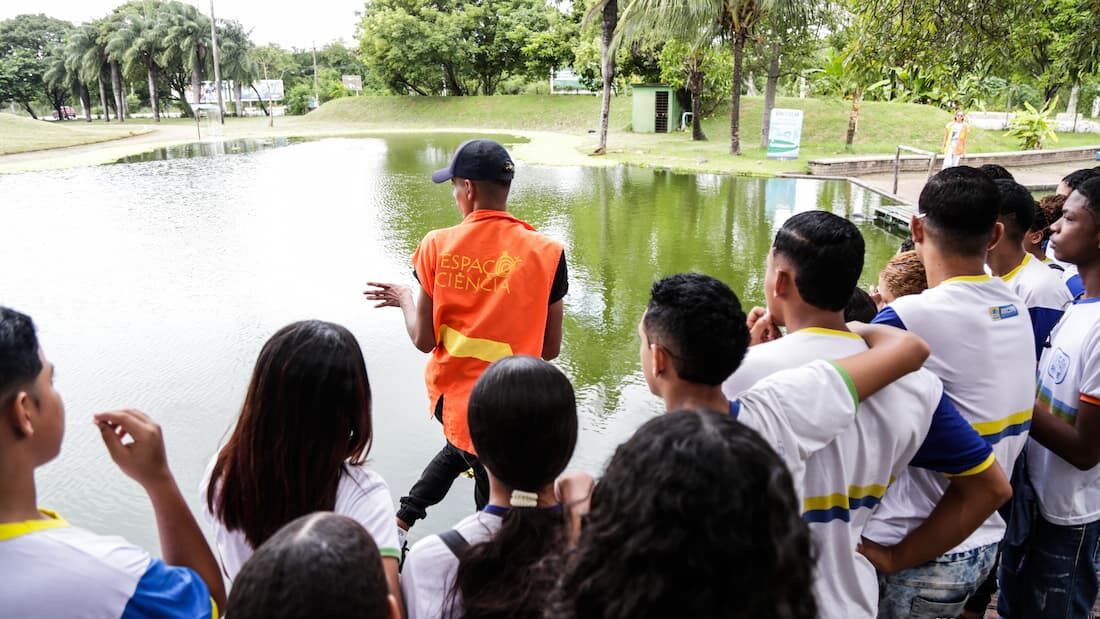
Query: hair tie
[[510, 490, 539, 508]]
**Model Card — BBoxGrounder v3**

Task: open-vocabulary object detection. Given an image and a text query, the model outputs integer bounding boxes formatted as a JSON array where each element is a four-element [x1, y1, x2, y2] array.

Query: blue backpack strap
[[438, 529, 470, 558], [728, 399, 741, 419]]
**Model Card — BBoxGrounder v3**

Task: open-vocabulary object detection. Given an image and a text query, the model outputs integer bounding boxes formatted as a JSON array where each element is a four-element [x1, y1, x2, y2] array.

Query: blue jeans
[[877, 543, 998, 618], [998, 508, 1100, 618]]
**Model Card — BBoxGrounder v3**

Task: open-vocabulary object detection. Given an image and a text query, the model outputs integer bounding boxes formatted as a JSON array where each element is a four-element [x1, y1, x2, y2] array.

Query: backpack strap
[[438, 528, 470, 558]]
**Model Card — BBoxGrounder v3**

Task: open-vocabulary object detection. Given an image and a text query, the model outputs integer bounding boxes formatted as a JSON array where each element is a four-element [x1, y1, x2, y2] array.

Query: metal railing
[[893, 145, 939, 194]]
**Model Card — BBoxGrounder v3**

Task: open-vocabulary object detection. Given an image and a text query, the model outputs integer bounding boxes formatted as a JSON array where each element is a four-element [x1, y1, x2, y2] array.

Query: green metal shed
[[631, 84, 683, 133]]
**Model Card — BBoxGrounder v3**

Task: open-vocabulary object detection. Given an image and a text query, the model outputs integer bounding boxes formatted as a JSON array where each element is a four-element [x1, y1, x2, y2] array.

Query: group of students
[[3, 139, 1100, 619]]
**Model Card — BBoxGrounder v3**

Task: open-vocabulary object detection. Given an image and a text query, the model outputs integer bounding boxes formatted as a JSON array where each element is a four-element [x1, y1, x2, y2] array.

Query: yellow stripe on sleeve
[[944, 452, 996, 478]]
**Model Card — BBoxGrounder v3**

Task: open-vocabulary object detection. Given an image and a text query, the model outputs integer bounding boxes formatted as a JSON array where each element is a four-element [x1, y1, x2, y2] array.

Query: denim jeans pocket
[[910, 593, 968, 618]]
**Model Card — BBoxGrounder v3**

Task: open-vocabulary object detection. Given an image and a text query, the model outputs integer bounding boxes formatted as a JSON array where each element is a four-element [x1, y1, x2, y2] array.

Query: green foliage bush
[[1006, 97, 1059, 150]]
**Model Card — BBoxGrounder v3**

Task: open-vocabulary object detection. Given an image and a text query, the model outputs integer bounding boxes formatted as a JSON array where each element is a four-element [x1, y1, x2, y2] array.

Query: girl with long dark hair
[[201, 320, 401, 600], [556, 410, 818, 619], [401, 355, 582, 619]]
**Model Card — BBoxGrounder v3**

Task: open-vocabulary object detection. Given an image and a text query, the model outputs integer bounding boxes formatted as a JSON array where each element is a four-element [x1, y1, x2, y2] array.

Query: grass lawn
[[0, 113, 151, 155], [308, 94, 1100, 175]]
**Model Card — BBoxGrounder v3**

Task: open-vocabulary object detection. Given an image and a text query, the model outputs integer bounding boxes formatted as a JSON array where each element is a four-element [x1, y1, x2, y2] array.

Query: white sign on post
[[767, 108, 805, 160]]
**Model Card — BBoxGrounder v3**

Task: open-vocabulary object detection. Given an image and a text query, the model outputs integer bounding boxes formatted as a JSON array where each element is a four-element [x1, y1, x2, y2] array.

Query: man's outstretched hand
[[364, 282, 414, 309]]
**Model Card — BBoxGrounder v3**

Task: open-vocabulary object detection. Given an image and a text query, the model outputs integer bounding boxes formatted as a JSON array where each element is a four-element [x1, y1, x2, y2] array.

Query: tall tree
[[107, 2, 164, 122], [43, 45, 84, 120], [158, 0, 210, 109], [758, 2, 815, 148], [0, 14, 74, 119], [359, 0, 553, 96], [217, 19, 255, 116], [99, 10, 129, 121], [613, 0, 789, 155], [67, 22, 111, 121], [585, 0, 618, 154]]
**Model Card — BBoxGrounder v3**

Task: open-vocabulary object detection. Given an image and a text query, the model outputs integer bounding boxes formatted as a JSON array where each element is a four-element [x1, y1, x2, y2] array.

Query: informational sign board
[[189, 80, 284, 103], [766, 108, 805, 160], [342, 75, 363, 92], [247, 80, 285, 102]]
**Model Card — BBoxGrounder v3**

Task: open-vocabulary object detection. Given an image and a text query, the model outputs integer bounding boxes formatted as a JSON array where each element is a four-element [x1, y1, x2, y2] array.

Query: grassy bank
[[0, 113, 151, 155], [309, 94, 1100, 175], [4, 95, 1097, 177]]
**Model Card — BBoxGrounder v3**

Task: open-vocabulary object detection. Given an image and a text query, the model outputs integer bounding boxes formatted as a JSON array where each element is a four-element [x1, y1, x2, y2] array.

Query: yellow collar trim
[[0, 509, 70, 542], [1000, 254, 1031, 282], [942, 274, 992, 285], [799, 327, 862, 340]]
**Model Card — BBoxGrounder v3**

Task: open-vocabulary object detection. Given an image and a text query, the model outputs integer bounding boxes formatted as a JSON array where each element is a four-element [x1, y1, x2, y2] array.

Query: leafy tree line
[[0, 3, 371, 121]]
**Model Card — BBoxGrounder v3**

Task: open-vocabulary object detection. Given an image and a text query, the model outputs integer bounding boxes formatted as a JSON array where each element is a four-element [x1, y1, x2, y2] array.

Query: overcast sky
[[0, 0, 363, 49]]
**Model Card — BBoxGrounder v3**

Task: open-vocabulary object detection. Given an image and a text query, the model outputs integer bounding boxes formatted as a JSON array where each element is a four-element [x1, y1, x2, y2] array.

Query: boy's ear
[[3, 391, 36, 439], [987, 222, 1005, 253], [773, 267, 792, 298], [1025, 229, 1044, 247], [651, 343, 669, 377], [909, 215, 924, 243]]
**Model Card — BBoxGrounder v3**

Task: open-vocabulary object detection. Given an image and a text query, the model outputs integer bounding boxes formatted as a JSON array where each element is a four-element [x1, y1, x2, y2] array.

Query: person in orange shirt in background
[[941, 110, 971, 169], [365, 139, 567, 548]]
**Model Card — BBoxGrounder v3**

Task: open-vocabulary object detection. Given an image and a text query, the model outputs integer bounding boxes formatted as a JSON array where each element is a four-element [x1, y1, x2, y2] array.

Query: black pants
[[396, 397, 489, 526]]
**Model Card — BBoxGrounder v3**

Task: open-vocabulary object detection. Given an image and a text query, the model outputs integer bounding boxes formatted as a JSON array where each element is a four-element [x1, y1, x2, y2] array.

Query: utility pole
[[210, 0, 224, 124], [312, 42, 319, 109]]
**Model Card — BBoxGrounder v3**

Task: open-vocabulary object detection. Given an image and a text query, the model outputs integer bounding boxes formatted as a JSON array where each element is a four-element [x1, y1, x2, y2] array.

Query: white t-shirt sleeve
[[339, 466, 401, 561], [1080, 326, 1100, 403], [736, 359, 858, 462]]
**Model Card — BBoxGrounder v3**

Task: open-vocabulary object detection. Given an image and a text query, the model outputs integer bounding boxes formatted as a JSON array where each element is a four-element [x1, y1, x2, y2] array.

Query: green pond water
[[0, 133, 900, 551]]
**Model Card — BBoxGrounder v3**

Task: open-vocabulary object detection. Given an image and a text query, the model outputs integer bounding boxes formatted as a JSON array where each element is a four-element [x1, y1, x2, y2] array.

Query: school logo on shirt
[[989, 304, 1019, 321], [1048, 348, 1071, 385]]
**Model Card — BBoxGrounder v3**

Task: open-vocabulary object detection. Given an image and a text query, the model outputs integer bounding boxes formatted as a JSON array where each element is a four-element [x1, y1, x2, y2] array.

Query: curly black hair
[[555, 410, 817, 619]]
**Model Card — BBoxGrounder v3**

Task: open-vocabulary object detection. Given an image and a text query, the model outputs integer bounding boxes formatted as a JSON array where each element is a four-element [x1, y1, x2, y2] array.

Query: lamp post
[[210, 0, 224, 124]]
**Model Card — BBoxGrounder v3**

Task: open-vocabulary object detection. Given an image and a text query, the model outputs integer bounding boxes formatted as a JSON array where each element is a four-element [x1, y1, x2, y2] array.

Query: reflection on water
[[0, 135, 899, 551], [113, 137, 301, 163]]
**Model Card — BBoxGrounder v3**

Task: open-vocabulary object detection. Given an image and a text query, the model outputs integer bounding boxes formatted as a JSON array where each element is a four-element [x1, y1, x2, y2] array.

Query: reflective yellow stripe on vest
[[439, 324, 514, 363]]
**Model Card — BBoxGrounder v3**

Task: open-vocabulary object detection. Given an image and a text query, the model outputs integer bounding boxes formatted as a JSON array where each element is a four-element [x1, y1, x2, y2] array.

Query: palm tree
[[617, 0, 792, 155], [158, 1, 209, 109], [107, 4, 164, 122], [43, 47, 80, 121], [216, 20, 255, 116], [65, 23, 109, 121], [585, 0, 618, 155], [99, 12, 128, 121]]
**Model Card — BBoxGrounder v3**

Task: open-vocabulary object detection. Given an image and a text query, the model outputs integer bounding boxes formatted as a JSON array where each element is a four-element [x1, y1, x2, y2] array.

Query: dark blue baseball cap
[[431, 139, 515, 184]]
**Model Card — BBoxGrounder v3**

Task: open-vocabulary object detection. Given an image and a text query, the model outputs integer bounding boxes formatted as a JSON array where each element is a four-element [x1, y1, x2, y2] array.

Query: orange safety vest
[[412, 209, 563, 454]]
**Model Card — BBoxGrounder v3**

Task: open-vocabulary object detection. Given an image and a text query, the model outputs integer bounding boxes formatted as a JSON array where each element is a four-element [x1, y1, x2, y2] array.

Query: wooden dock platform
[[873, 202, 917, 235]]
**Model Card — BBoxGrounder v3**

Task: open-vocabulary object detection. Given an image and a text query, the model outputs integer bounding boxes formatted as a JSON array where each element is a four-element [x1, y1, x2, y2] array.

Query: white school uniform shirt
[[729, 358, 861, 500], [0, 509, 215, 618], [201, 460, 401, 580], [1000, 253, 1072, 359], [401, 510, 504, 619], [724, 328, 994, 619], [866, 274, 1036, 552], [1030, 297, 1100, 526]]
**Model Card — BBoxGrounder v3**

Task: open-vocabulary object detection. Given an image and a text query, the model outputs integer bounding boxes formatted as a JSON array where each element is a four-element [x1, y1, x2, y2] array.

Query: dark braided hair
[[556, 410, 817, 619]]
